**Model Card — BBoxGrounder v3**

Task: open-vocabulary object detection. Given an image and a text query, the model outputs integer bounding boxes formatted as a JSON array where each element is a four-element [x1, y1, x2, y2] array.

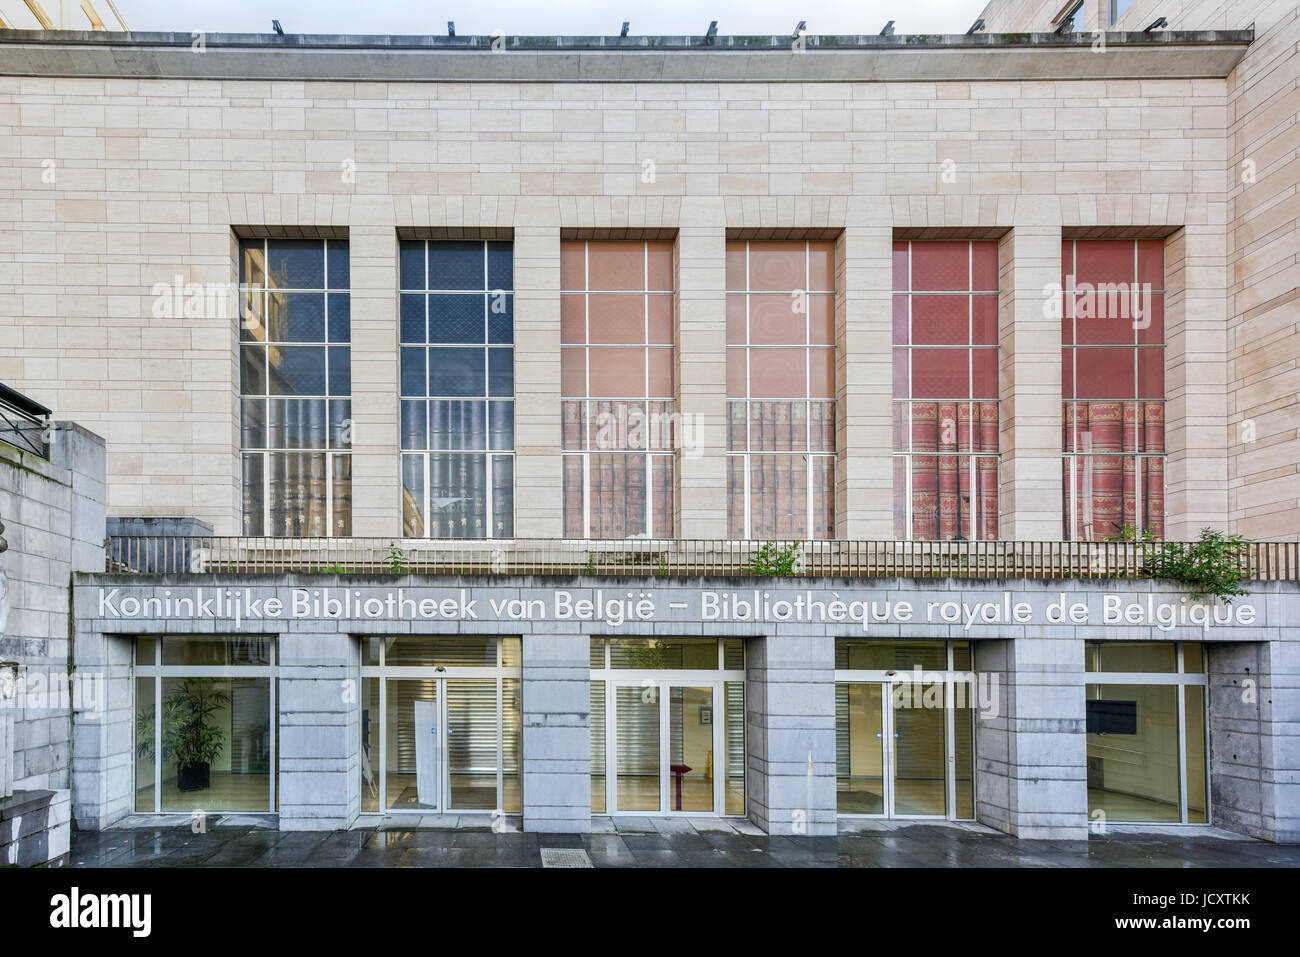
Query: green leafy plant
[[1144, 528, 1251, 603], [136, 677, 230, 770], [1107, 525, 1156, 543], [585, 552, 597, 575], [745, 541, 803, 577], [387, 543, 408, 574], [313, 563, 348, 574]]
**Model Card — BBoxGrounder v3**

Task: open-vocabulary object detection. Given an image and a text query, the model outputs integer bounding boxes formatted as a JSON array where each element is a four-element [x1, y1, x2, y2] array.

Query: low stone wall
[[0, 789, 71, 866]]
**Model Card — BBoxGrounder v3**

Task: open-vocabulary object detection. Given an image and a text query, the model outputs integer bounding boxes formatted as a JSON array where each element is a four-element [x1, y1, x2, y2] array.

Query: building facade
[[0, 0, 1298, 849]]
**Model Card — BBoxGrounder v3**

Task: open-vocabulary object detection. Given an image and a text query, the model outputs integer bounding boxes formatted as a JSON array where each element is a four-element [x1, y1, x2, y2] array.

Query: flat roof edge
[[0, 29, 1257, 50]]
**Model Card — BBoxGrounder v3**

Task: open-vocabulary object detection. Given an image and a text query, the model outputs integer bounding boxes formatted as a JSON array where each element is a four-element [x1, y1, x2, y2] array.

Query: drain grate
[[540, 847, 593, 868]]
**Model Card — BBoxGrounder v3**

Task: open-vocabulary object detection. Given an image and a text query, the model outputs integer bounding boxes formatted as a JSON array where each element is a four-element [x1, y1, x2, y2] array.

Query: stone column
[[1164, 225, 1230, 538], [69, 628, 134, 830], [839, 224, 894, 538], [676, 206, 727, 538], [347, 224, 401, 537], [278, 631, 358, 830], [745, 633, 836, 836], [520, 627, 590, 833], [1208, 635, 1300, 842], [997, 226, 1063, 539], [974, 636, 1087, 839], [513, 212, 563, 538]]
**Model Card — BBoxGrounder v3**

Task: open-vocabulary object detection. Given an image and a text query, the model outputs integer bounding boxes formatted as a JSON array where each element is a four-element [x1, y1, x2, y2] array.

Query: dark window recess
[[1087, 699, 1138, 735]]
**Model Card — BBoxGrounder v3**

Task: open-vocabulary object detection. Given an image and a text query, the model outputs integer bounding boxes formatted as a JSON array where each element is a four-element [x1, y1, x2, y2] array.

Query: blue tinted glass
[[268, 345, 327, 396], [267, 240, 324, 289], [492, 455, 514, 537], [328, 293, 350, 342], [241, 345, 267, 395], [429, 347, 485, 397], [489, 400, 514, 451], [400, 399, 427, 450], [268, 398, 328, 450], [429, 295, 485, 344], [327, 241, 349, 290], [240, 241, 265, 287], [328, 347, 351, 396], [488, 347, 514, 398], [400, 294, 426, 344], [329, 399, 352, 449], [430, 400, 487, 450], [428, 242, 485, 290], [269, 293, 325, 342], [400, 242, 425, 290], [488, 242, 513, 291], [488, 292, 513, 344], [401, 348, 427, 396], [241, 398, 267, 448]]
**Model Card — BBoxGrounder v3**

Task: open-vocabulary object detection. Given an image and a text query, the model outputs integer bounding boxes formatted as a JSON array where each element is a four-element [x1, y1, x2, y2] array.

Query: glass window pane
[[837, 683, 884, 814], [360, 677, 380, 813], [267, 240, 324, 289], [399, 242, 425, 290], [240, 241, 266, 287], [492, 455, 514, 538], [429, 347, 486, 397], [615, 685, 659, 811], [725, 681, 745, 815], [609, 638, 718, 670], [429, 294, 486, 343], [447, 679, 499, 810], [488, 292, 513, 344], [427, 453, 488, 538], [401, 347, 427, 396], [332, 454, 351, 536], [268, 398, 328, 450], [429, 399, 486, 451], [428, 241, 485, 290], [503, 677, 521, 814], [162, 635, 272, 666], [723, 639, 744, 670], [401, 400, 428, 450], [329, 399, 352, 449], [488, 347, 514, 397], [241, 345, 267, 395], [160, 676, 271, 812], [268, 345, 327, 396], [383, 636, 497, 667], [241, 453, 265, 535], [590, 638, 606, 669], [835, 640, 947, 671], [400, 294, 426, 344], [1087, 683, 1180, 822], [590, 681, 606, 813], [489, 400, 514, 451], [386, 679, 438, 810], [488, 241, 513, 292], [326, 241, 349, 290], [669, 686, 714, 812], [1090, 642, 1177, 674], [588, 241, 644, 291], [134, 676, 156, 812], [241, 398, 267, 449], [1185, 685, 1208, 823], [1182, 643, 1204, 674], [267, 451, 329, 537], [266, 292, 324, 342], [401, 454, 425, 537]]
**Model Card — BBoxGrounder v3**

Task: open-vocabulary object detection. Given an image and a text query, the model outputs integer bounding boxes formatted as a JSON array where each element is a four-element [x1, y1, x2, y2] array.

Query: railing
[[102, 536, 1300, 581], [0, 383, 51, 459]]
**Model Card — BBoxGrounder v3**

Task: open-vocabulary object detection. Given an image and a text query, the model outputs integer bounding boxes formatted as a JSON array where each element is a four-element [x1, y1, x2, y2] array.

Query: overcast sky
[[83, 0, 992, 36]]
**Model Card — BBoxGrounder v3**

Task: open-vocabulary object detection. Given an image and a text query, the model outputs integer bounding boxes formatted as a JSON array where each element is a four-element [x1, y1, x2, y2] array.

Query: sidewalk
[[61, 816, 1300, 868]]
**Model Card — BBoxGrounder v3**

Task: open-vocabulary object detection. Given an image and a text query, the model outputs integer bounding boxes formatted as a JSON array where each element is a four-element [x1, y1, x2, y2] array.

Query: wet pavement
[[60, 816, 1300, 868]]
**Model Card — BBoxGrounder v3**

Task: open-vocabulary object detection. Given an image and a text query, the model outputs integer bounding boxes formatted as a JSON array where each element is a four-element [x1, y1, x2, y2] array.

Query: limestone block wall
[[0, 59, 1246, 540]]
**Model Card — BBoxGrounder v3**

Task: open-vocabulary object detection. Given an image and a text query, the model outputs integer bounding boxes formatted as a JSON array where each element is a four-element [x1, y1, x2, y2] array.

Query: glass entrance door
[[835, 640, 978, 821], [610, 680, 723, 815], [890, 681, 947, 816]]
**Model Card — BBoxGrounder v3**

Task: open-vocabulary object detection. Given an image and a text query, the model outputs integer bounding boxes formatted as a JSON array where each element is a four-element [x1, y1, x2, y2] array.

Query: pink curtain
[[908, 402, 999, 540], [1064, 402, 1165, 539]]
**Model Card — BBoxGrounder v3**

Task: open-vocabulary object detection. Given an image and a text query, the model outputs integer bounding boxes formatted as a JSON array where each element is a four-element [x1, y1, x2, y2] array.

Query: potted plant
[[136, 678, 230, 792]]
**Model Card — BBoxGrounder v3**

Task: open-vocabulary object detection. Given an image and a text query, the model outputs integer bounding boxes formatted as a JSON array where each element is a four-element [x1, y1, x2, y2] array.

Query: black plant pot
[[177, 762, 211, 792]]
